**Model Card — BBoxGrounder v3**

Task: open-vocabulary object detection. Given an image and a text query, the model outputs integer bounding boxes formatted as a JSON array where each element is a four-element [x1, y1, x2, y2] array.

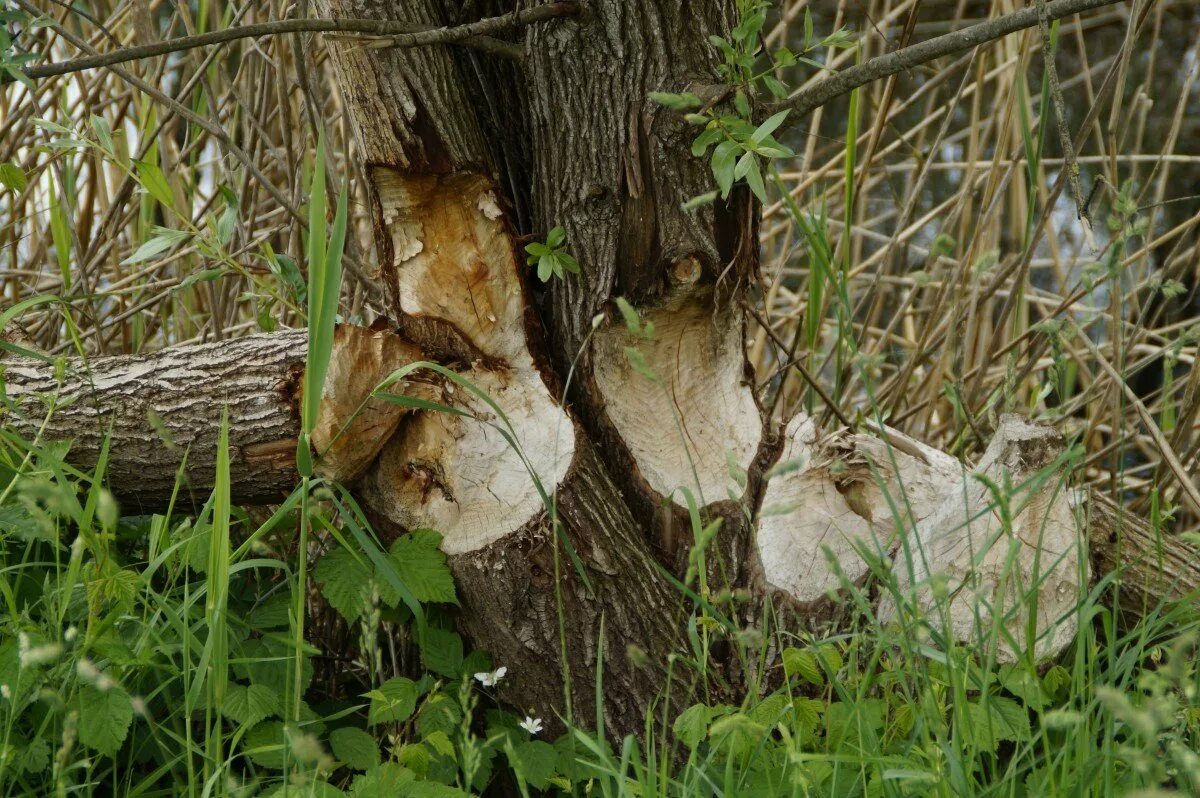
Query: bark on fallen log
[[0, 326, 416, 509]]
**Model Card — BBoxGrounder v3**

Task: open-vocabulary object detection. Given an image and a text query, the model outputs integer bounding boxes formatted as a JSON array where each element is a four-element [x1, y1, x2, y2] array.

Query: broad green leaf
[[315, 546, 372, 622], [387, 531, 456, 604], [673, 703, 720, 748], [247, 591, 292, 630], [221, 682, 281, 727], [965, 696, 1031, 751], [77, 687, 133, 756], [366, 677, 419, 726], [711, 140, 738, 198], [348, 763, 415, 797], [509, 740, 556, 790], [330, 726, 379, 771], [0, 162, 26, 192], [783, 647, 823, 685], [420, 627, 463, 678], [417, 694, 462, 739], [243, 721, 288, 769]]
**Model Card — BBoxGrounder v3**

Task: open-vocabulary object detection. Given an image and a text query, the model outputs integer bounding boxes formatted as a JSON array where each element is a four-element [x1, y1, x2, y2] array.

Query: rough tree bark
[[2, 0, 1197, 737]]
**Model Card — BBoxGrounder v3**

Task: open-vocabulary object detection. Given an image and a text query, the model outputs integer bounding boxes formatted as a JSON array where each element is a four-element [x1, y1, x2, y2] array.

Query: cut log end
[[361, 365, 575, 555], [311, 325, 425, 483]]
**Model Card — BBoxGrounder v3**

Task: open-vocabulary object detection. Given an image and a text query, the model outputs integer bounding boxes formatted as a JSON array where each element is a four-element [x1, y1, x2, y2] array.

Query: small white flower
[[0, 684, 10, 700], [473, 666, 507, 687], [519, 716, 543, 735], [64, 626, 77, 643]]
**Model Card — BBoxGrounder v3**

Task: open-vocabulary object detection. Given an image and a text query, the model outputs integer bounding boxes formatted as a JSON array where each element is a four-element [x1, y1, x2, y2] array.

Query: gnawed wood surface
[[756, 414, 960, 608], [592, 293, 763, 511], [319, 0, 700, 734], [877, 416, 1084, 663], [2, 0, 1194, 741]]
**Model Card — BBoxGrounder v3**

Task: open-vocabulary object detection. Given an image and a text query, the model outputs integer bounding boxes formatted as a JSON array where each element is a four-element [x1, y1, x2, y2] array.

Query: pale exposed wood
[[320, 0, 696, 735], [592, 293, 763, 508], [311, 326, 425, 483], [756, 413, 961, 607], [878, 415, 1085, 663]]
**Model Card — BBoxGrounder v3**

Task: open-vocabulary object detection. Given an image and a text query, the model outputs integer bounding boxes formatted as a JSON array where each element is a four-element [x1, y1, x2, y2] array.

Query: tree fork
[[318, 0, 702, 733]]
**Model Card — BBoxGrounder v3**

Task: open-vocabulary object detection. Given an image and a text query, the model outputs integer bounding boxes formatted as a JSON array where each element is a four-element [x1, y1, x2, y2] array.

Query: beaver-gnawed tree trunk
[[3, 0, 1195, 737]]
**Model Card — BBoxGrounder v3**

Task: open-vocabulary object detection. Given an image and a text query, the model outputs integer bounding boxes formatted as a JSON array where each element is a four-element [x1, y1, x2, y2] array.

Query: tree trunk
[[3, 0, 1197, 738]]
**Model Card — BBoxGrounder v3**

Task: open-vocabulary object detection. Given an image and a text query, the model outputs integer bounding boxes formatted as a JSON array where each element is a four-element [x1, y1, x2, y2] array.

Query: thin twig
[[1037, 0, 1087, 222], [782, 0, 1129, 118], [6, 2, 580, 83]]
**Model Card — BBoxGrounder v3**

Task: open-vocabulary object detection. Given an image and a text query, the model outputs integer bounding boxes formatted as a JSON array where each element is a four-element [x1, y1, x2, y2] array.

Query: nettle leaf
[[243, 720, 288, 769], [420, 627, 464, 678], [417, 694, 463, 739], [17, 737, 50, 774], [0, 503, 50, 542], [792, 697, 824, 733], [349, 763, 415, 796], [409, 783, 470, 798], [509, 740, 557, 790], [965, 696, 1031, 751], [367, 676, 419, 726], [388, 531, 456, 605], [673, 703, 731, 748], [783, 648, 823, 685], [316, 546, 372, 622], [708, 712, 767, 758], [77, 687, 134, 757], [247, 591, 292, 630], [222, 682, 281, 727], [748, 693, 791, 727], [825, 699, 886, 752], [330, 726, 380, 771]]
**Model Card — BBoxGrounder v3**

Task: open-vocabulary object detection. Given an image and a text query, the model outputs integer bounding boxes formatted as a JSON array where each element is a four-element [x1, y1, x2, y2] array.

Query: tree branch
[[783, 0, 1129, 117], [5, 2, 580, 83]]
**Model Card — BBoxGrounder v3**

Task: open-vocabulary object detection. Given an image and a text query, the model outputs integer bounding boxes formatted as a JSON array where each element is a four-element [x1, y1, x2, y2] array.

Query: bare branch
[[783, 0, 1128, 117], [5, 2, 580, 83]]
